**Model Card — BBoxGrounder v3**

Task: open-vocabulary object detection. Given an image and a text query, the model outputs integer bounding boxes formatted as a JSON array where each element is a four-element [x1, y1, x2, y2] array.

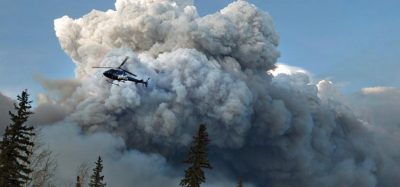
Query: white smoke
[[26, 0, 400, 186]]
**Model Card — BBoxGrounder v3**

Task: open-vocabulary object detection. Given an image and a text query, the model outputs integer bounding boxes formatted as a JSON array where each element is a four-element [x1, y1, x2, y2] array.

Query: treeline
[[0, 90, 244, 187]]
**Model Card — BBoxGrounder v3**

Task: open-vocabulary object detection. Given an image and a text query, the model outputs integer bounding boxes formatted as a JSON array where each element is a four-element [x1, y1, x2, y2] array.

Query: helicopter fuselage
[[103, 69, 128, 81], [103, 69, 149, 87]]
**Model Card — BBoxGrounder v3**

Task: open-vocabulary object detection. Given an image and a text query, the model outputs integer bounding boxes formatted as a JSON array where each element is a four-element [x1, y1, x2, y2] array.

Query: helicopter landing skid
[[106, 79, 119, 86]]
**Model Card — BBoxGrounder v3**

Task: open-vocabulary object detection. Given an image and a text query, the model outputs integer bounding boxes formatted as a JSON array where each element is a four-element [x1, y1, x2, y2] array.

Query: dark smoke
[[24, 0, 400, 186]]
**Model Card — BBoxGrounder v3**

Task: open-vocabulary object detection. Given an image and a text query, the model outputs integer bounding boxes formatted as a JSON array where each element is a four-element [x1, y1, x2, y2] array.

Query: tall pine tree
[[0, 90, 35, 187], [237, 178, 243, 187], [180, 124, 212, 187], [76, 176, 82, 187], [89, 156, 106, 187]]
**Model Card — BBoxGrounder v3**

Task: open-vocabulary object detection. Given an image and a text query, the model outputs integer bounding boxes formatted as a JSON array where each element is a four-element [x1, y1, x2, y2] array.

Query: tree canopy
[[180, 124, 212, 187], [89, 156, 106, 187], [0, 90, 35, 186]]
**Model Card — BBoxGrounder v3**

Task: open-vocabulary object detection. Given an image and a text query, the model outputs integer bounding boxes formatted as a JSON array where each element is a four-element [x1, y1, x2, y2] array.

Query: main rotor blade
[[118, 56, 129, 68], [92, 67, 114, 68], [122, 69, 137, 77]]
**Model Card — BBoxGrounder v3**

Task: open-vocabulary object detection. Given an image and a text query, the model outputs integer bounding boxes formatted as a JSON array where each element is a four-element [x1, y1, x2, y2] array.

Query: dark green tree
[[180, 124, 212, 187], [237, 178, 243, 187], [89, 156, 106, 187], [76, 176, 82, 187], [0, 90, 35, 187]]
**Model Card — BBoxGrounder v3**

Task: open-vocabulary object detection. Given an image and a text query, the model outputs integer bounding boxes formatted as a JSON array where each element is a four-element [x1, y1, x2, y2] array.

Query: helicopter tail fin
[[144, 78, 150, 87], [128, 76, 150, 87]]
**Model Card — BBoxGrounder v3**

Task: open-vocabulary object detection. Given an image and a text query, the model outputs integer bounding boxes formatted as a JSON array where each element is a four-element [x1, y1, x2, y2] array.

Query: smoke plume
[[26, 0, 400, 186]]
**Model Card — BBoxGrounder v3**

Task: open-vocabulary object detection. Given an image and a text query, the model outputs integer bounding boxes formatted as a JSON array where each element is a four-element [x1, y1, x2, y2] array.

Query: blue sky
[[0, 0, 399, 97]]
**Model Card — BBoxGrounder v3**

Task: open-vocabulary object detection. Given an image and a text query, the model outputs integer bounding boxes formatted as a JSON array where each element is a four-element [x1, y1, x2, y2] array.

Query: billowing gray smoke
[[32, 0, 400, 186]]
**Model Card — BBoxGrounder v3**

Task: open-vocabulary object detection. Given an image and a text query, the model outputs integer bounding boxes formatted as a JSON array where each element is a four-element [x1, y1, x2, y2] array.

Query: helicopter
[[92, 56, 150, 87]]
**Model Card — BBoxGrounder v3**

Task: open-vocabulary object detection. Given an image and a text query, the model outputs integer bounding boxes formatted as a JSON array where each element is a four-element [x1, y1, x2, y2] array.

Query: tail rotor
[[144, 78, 150, 87]]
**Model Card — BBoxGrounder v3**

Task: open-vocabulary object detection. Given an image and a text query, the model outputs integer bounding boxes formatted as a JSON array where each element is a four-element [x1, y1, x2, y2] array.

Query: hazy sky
[[0, 0, 399, 97]]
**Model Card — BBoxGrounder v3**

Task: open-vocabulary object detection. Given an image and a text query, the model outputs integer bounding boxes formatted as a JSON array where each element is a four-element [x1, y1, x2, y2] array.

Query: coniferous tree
[[237, 178, 243, 187], [180, 124, 212, 187], [89, 156, 106, 187], [0, 90, 35, 187], [76, 176, 82, 187]]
